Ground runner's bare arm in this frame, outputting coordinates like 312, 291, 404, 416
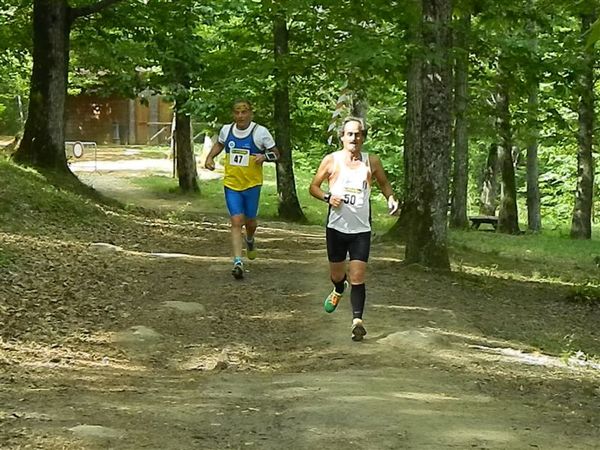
309, 155, 334, 203
205, 142, 225, 170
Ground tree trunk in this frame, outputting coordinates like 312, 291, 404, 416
571, 12, 595, 240
13, 0, 122, 174
479, 143, 499, 216
449, 13, 470, 229
13, 0, 71, 172
404, 0, 452, 270
526, 86, 542, 232
495, 71, 520, 234
174, 106, 199, 193
273, 11, 306, 222
525, 5, 541, 232
388, 0, 422, 240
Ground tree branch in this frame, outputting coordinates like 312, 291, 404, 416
70, 0, 124, 20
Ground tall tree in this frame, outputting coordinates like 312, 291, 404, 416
495, 58, 520, 234
151, 0, 206, 193
449, 12, 470, 229
13, 0, 123, 172
524, 5, 542, 232
526, 75, 542, 231
404, 0, 452, 269
571, 10, 596, 239
272, 6, 305, 221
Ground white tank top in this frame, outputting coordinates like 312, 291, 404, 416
327, 151, 372, 234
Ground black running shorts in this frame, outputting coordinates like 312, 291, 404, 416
326, 227, 371, 263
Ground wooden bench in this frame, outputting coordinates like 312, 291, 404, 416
469, 215, 498, 230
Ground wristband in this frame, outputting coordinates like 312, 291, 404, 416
323, 193, 331, 204
264, 151, 278, 162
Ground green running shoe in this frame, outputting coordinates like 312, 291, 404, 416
351, 318, 367, 341
246, 237, 257, 260
323, 280, 348, 313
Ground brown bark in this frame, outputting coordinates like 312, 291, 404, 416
174, 108, 199, 193
495, 71, 520, 234
70, 0, 122, 19
404, 0, 452, 270
571, 13, 595, 240
525, 9, 541, 232
13, 0, 123, 174
450, 13, 470, 229
526, 87, 542, 232
273, 11, 306, 222
13, 0, 71, 171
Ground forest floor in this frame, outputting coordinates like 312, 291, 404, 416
1, 150, 600, 449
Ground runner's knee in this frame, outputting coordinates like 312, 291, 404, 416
348, 263, 367, 284
231, 215, 245, 228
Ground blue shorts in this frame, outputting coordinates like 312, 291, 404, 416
224, 185, 262, 219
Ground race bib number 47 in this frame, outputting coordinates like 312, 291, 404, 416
229, 148, 250, 167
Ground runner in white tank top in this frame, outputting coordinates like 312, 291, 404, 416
309, 117, 399, 341
327, 150, 372, 234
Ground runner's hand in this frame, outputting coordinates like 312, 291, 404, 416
205, 157, 215, 171
387, 196, 399, 215
254, 154, 266, 165
329, 195, 343, 208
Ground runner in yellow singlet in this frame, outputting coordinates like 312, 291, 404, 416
205, 100, 279, 279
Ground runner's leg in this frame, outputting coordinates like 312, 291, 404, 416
348, 232, 370, 340
243, 186, 261, 238
230, 214, 245, 261
348, 261, 367, 318
225, 188, 246, 259
242, 186, 261, 259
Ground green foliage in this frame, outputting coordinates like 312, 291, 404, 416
584, 17, 600, 48
566, 284, 600, 305
0, 0, 598, 232
0, 2, 31, 133
0, 54, 30, 133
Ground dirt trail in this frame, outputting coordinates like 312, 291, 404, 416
2, 169, 600, 449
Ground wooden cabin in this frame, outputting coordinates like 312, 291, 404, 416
65, 93, 173, 145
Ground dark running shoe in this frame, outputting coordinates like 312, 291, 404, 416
232, 261, 244, 280
246, 238, 257, 260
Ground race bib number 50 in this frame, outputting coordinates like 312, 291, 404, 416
343, 187, 364, 207
230, 148, 250, 167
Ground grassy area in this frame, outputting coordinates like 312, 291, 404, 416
451, 227, 600, 266
450, 226, 600, 286
0, 159, 107, 232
